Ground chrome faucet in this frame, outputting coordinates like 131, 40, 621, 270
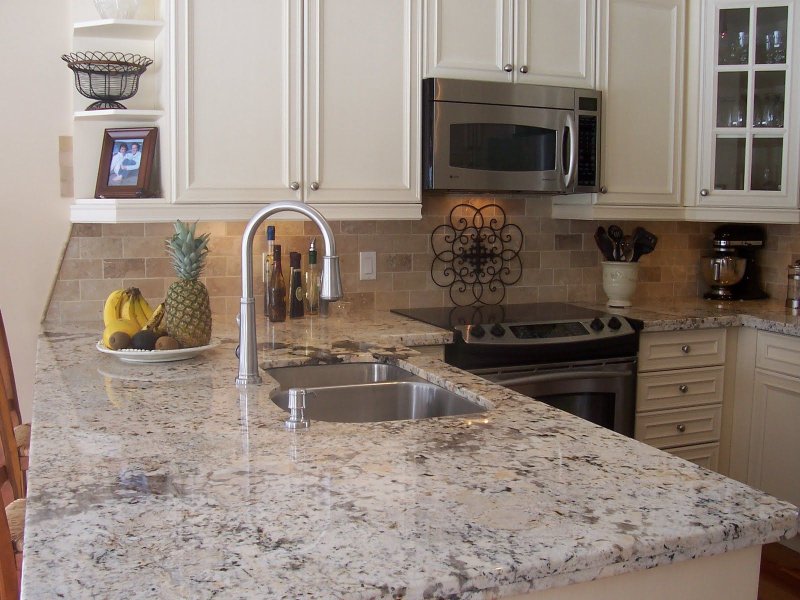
236, 201, 342, 385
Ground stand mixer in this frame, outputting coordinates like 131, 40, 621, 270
701, 225, 768, 301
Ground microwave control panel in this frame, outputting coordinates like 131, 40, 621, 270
577, 115, 598, 188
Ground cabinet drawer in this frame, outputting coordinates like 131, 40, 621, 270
636, 366, 724, 412
668, 442, 720, 472
638, 329, 726, 372
756, 331, 800, 378
635, 405, 722, 449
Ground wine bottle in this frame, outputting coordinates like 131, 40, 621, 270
263, 225, 275, 316
304, 238, 321, 315
268, 244, 287, 322
289, 251, 304, 319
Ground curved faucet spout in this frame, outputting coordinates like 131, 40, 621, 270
236, 201, 342, 386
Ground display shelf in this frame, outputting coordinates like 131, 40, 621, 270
73, 109, 164, 121
73, 19, 164, 39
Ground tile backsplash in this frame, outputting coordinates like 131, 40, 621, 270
47, 195, 798, 323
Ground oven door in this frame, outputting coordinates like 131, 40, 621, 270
472, 357, 636, 437
427, 101, 576, 193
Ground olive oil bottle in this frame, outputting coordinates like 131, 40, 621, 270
268, 245, 287, 322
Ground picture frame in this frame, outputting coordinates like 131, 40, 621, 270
95, 127, 158, 199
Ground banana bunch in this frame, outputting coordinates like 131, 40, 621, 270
103, 287, 153, 329
142, 302, 167, 338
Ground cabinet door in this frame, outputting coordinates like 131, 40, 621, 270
174, 0, 302, 204
424, 0, 513, 81
697, 1, 799, 210
515, 0, 595, 87
596, 0, 685, 206
305, 0, 420, 206
747, 369, 800, 550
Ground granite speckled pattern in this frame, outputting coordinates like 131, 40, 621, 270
580, 298, 800, 336
23, 310, 798, 599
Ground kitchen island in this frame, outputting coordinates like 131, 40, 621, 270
22, 311, 798, 599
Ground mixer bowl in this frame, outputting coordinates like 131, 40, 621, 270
700, 255, 747, 287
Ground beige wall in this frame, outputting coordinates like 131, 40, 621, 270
47, 196, 721, 324
0, 4, 73, 420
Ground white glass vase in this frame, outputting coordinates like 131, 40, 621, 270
93, 0, 141, 19
602, 261, 639, 308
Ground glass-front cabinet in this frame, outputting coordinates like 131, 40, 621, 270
698, 1, 799, 211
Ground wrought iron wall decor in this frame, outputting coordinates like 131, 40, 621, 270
431, 204, 523, 306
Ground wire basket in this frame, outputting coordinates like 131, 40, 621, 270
62, 51, 153, 110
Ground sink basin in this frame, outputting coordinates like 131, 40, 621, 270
266, 363, 487, 423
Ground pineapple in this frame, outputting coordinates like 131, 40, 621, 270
164, 221, 212, 348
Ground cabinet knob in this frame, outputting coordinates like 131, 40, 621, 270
289, 181, 300, 190
676, 423, 686, 433
503, 64, 513, 72
681, 345, 691, 354
310, 181, 320, 191
679, 384, 688, 393
599, 186, 608, 194
700, 188, 710, 197
519, 65, 528, 74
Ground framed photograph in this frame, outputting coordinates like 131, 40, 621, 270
95, 127, 158, 199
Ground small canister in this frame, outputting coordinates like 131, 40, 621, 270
787, 260, 800, 309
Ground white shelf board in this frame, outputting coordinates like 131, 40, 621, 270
70, 199, 422, 223
73, 109, 164, 121
73, 19, 164, 39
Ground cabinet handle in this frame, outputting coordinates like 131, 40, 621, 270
700, 188, 709, 197
599, 186, 608, 194
681, 345, 691, 354
679, 384, 688, 393
676, 424, 686, 433
503, 64, 513, 72
310, 181, 320, 191
519, 65, 528, 74
289, 181, 300, 190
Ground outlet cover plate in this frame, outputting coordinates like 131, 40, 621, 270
359, 251, 377, 280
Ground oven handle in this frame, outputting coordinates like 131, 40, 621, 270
487, 370, 628, 387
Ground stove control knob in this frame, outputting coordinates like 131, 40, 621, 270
470, 324, 486, 338
490, 323, 506, 337
607, 316, 622, 330
589, 317, 605, 332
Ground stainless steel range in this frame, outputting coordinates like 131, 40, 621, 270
391, 303, 641, 437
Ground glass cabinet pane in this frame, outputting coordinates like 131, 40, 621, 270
753, 71, 785, 127
717, 72, 748, 127
714, 137, 746, 190
719, 8, 751, 65
751, 138, 783, 191
756, 6, 788, 64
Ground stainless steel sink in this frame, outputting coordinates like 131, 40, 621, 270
266, 362, 487, 423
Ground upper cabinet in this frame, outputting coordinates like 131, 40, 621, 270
424, 0, 595, 88
72, 0, 421, 223
690, 0, 800, 221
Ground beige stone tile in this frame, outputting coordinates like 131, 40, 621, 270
102, 223, 144, 237
72, 224, 101, 237
638, 266, 662, 283
50, 279, 80, 302
514, 216, 541, 235
226, 221, 248, 237
205, 276, 241, 297
538, 285, 568, 302
554, 268, 583, 286
525, 234, 555, 252
540, 251, 570, 269
103, 258, 146, 279
344, 292, 375, 312
567, 284, 597, 303
340, 221, 376, 235
348, 275, 393, 293
570, 251, 598, 268
209, 235, 240, 257
409, 289, 447, 308
540, 218, 570, 234
145, 257, 174, 278
570, 220, 598, 234
506, 286, 539, 304
519, 251, 541, 269
393, 272, 427, 291
411, 215, 446, 234
391, 235, 428, 254
380, 253, 412, 273
60, 259, 102, 280
80, 279, 124, 301
582, 266, 603, 285
144, 223, 175, 237
269, 221, 305, 236
81, 237, 123, 259
304, 220, 340, 235
376, 220, 412, 235
554, 234, 582, 251
125, 279, 166, 302
376, 290, 409, 310
195, 222, 228, 237
124, 237, 168, 258
209, 296, 228, 316
522, 268, 553, 286
413, 253, 434, 273
60, 300, 103, 323
357, 235, 393, 254
421, 194, 459, 216
525, 197, 553, 216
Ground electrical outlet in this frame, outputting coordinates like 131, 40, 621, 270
359, 251, 377, 280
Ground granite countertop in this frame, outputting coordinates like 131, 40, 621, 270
23, 309, 798, 599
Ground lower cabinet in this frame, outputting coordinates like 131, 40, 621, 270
635, 329, 727, 472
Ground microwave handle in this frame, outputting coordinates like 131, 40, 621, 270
563, 112, 577, 190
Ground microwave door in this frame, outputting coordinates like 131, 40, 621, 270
432, 102, 567, 192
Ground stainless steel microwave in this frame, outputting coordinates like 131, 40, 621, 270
422, 78, 601, 194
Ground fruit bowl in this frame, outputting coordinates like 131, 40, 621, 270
96, 339, 220, 363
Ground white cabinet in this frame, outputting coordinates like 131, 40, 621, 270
731, 330, 800, 552
424, 0, 595, 88
636, 328, 726, 472
690, 0, 800, 221
552, 0, 686, 220
174, 0, 420, 220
